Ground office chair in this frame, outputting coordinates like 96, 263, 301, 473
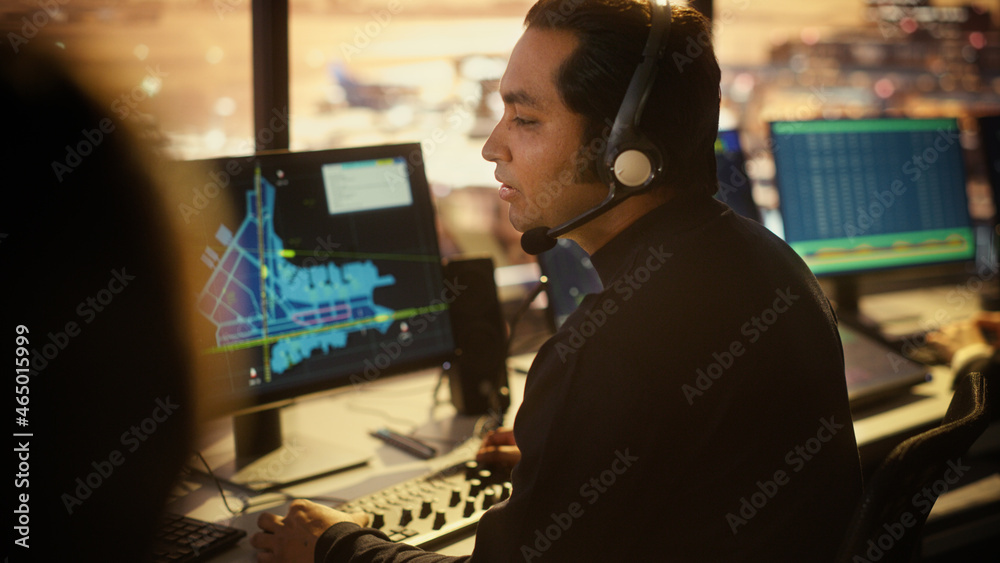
835, 371, 990, 563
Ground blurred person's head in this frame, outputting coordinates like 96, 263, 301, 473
2, 46, 210, 560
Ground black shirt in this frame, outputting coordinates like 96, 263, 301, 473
317, 195, 863, 562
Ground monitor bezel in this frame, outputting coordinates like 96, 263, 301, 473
714, 129, 763, 224
769, 117, 976, 279
180, 142, 456, 419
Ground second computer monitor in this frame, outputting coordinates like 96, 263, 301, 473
714, 129, 762, 223
981, 115, 1000, 216
771, 118, 974, 277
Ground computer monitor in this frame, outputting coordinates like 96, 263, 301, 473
538, 239, 604, 330
770, 118, 975, 317
714, 129, 762, 223
179, 143, 455, 487
979, 114, 1000, 309
981, 115, 1000, 210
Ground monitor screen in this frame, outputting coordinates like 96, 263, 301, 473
980, 115, 1000, 203
181, 144, 455, 417
714, 129, 762, 223
537, 239, 604, 330
771, 118, 974, 277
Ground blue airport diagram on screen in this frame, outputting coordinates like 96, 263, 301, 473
179, 144, 455, 416
197, 173, 397, 381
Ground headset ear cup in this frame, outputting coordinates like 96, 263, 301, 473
613, 149, 654, 187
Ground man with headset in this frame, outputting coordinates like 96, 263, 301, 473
253, 1, 863, 561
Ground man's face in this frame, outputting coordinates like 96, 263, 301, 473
482, 28, 606, 233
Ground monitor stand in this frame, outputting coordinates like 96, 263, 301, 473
200, 407, 371, 494
981, 221, 1000, 311
829, 276, 885, 342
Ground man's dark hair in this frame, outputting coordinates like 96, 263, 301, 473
525, 0, 721, 196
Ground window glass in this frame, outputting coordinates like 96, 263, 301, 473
289, 0, 532, 191
3, 0, 253, 159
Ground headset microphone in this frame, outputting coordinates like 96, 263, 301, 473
520, 0, 672, 255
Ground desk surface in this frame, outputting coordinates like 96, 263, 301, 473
172, 351, 956, 561
169, 355, 535, 562
853, 365, 953, 443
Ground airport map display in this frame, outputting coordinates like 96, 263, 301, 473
196, 172, 396, 382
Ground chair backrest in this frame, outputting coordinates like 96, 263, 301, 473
835, 371, 990, 563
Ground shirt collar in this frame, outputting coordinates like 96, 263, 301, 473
589, 194, 726, 287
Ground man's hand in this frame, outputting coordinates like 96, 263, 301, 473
927, 311, 1000, 363
476, 427, 520, 468
975, 311, 1000, 341
251, 499, 369, 563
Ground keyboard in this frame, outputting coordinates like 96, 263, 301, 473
151, 512, 246, 562
337, 459, 512, 549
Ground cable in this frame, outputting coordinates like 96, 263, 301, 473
194, 451, 252, 515
505, 278, 548, 360
193, 451, 350, 514
432, 371, 448, 405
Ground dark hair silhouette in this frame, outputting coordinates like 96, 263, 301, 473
525, 0, 722, 195
3, 47, 195, 561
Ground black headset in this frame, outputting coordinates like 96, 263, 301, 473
600, 0, 672, 192
522, 0, 673, 254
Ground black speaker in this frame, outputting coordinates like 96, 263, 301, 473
443, 256, 510, 416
